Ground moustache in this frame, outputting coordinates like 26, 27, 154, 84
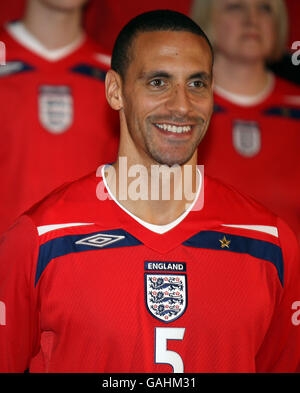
149, 115, 205, 125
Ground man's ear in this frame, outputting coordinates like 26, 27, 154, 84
105, 70, 123, 111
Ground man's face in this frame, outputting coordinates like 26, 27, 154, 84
120, 30, 213, 167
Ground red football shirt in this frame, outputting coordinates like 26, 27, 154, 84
198, 76, 300, 241
0, 23, 119, 235
0, 170, 299, 372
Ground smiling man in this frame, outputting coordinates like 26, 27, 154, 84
104, 17, 214, 224
0, 10, 299, 373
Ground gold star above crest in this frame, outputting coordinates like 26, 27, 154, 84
219, 235, 231, 249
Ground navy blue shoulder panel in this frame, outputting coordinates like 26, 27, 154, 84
69, 64, 106, 82
183, 231, 284, 286
35, 229, 142, 286
262, 106, 300, 120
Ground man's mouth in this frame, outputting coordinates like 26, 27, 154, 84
154, 123, 192, 134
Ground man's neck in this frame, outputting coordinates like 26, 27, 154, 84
213, 54, 269, 96
105, 157, 200, 226
22, 0, 83, 50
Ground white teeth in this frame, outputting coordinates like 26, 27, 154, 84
155, 124, 191, 133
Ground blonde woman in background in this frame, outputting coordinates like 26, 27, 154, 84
192, 0, 300, 242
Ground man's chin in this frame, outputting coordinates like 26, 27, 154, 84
151, 153, 194, 168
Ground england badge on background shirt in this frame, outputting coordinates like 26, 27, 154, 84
39, 85, 73, 134
232, 120, 261, 157
144, 262, 187, 323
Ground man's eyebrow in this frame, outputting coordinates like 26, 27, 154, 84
138, 70, 212, 82
189, 72, 212, 82
138, 70, 172, 80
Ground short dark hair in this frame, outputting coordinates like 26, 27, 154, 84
111, 9, 214, 79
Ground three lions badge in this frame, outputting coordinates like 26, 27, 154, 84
233, 120, 261, 157
39, 85, 73, 134
145, 262, 187, 323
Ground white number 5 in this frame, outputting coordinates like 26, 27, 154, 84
155, 327, 185, 373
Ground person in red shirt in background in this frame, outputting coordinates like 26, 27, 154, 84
191, 0, 300, 242
0, 0, 119, 235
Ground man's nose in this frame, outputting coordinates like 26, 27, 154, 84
165, 85, 191, 117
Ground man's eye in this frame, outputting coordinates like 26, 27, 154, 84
189, 80, 205, 88
149, 79, 165, 87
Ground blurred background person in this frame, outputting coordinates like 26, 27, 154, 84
191, 0, 300, 241
0, 0, 119, 235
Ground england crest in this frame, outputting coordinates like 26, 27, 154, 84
39, 85, 73, 134
145, 273, 187, 323
232, 120, 261, 157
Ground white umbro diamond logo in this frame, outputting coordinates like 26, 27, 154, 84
75, 233, 125, 248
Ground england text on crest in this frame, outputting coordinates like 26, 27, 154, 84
39, 85, 73, 134
232, 120, 261, 157
145, 272, 187, 323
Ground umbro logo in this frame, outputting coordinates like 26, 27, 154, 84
75, 233, 125, 248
